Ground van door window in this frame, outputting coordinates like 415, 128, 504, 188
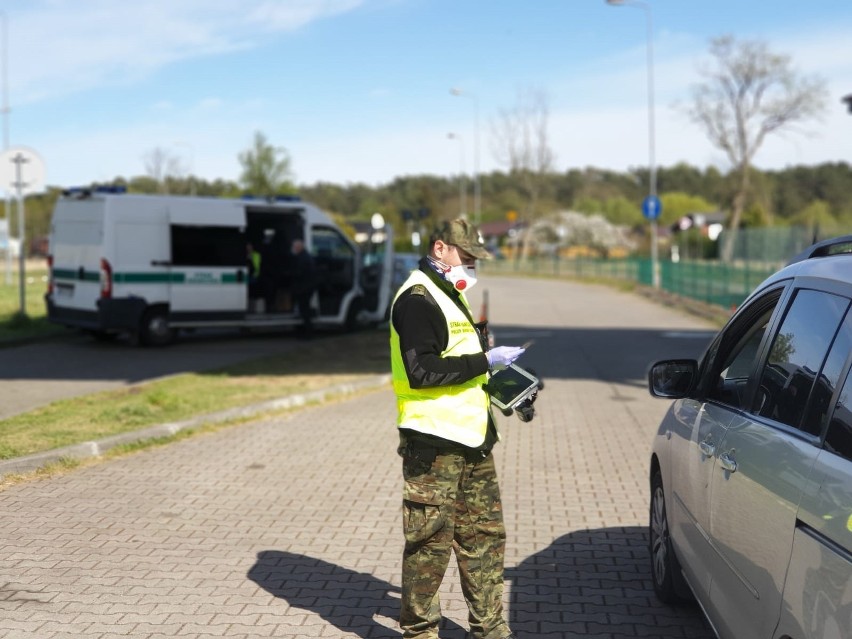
754, 289, 850, 434
312, 226, 355, 316
171, 225, 245, 267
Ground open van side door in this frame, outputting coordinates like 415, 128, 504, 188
359, 223, 394, 323
167, 200, 248, 317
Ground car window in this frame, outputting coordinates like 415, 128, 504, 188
826, 368, 852, 462
803, 310, 852, 438
707, 306, 775, 409
754, 289, 850, 434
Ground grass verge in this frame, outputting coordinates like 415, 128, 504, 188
0, 268, 65, 343
0, 327, 391, 461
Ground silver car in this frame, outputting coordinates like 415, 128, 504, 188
647, 236, 852, 639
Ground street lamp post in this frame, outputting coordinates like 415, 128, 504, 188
1, 12, 10, 286
450, 87, 480, 226
447, 133, 466, 217
606, 0, 659, 288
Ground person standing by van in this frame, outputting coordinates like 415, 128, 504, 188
389, 219, 525, 639
290, 239, 316, 337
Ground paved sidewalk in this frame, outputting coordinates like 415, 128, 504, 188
0, 278, 718, 638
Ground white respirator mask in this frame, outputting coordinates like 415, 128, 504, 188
430, 257, 478, 292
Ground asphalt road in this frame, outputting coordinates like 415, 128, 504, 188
0, 328, 313, 420
0, 276, 721, 638
1, 277, 719, 421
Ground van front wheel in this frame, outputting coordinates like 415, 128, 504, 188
344, 297, 364, 332
140, 307, 175, 346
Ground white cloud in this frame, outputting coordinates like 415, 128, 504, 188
244, 0, 364, 31
7, 1, 366, 105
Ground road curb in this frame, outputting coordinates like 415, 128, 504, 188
0, 373, 392, 481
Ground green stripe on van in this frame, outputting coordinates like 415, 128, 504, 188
53, 268, 99, 282
113, 273, 184, 283
53, 270, 245, 284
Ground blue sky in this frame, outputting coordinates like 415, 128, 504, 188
3, 0, 851, 190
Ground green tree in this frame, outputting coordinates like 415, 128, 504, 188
789, 199, 837, 232
659, 192, 718, 226
601, 196, 642, 226
685, 36, 828, 261
238, 131, 295, 197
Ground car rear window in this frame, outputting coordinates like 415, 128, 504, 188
755, 289, 850, 435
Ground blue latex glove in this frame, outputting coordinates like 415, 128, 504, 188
486, 346, 526, 368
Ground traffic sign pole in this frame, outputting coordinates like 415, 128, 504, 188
15, 153, 27, 315
0, 146, 46, 318
642, 195, 662, 288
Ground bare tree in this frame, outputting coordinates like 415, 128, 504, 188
491, 87, 556, 258
686, 36, 828, 261
143, 147, 185, 194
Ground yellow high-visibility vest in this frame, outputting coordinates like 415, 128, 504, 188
390, 269, 490, 448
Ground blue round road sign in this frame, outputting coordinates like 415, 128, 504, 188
642, 195, 662, 221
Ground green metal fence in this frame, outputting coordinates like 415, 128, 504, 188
480, 227, 838, 310
481, 256, 780, 310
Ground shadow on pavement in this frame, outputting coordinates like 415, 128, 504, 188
0, 317, 714, 387
248, 527, 714, 638
247, 550, 465, 638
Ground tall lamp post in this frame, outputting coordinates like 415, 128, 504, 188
447, 132, 466, 217
450, 87, 480, 226
1, 11, 10, 285
606, 0, 660, 288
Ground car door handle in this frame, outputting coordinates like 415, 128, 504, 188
699, 440, 716, 457
719, 451, 738, 473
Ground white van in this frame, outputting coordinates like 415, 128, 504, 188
45, 188, 394, 345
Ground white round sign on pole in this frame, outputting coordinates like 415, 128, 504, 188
0, 146, 46, 196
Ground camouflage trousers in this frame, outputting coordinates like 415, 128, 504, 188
399, 437, 510, 639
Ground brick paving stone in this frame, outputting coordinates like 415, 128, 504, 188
0, 277, 718, 638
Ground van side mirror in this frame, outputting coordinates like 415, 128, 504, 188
648, 359, 698, 399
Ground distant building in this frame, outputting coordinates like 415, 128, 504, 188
671, 211, 726, 241
843, 94, 852, 113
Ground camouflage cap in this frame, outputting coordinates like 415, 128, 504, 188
434, 219, 492, 260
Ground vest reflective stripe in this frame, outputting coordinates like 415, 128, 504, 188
390, 269, 490, 448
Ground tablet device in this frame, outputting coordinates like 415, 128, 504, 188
487, 364, 541, 411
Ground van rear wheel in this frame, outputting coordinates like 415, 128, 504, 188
140, 307, 175, 346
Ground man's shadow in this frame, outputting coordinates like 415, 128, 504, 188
247, 550, 467, 638
249, 528, 713, 638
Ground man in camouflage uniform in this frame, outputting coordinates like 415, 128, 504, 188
389, 219, 526, 639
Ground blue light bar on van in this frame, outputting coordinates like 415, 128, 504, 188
62, 185, 127, 197
62, 187, 91, 197
240, 194, 302, 203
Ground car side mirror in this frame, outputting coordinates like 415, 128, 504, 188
648, 359, 698, 399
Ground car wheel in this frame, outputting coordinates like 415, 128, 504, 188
140, 307, 175, 347
650, 470, 691, 604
